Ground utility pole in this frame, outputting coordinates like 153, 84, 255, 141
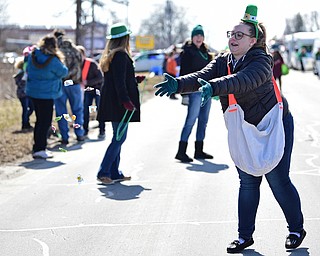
90, 0, 95, 57
76, 0, 82, 45
165, 0, 173, 45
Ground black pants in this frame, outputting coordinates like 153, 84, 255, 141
31, 98, 54, 152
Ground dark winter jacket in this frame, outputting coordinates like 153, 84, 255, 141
97, 51, 140, 122
57, 38, 82, 84
81, 58, 103, 92
179, 41, 212, 76
13, 70, 27, 98
272, 53, 284, 79
176, 47, 289, 126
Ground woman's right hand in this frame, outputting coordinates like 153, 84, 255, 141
154, 73, 178, 97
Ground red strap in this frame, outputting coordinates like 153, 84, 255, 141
227, 64, 237, 105
227, 63, 282, 106
82, 59, 91, 81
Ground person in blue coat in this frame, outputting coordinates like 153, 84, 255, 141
26, 35, 68, 159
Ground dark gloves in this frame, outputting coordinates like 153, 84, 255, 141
197, 78, 213, 107
154, 73, 178, 97
136, 75, 146, 83
123, 101, 136, 111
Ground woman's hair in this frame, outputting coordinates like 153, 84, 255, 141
99, 35, 131, 72
241, 21, 267, 52
14, 59, 24, 69
37, 35, 65, 62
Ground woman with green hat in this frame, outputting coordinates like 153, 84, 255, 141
153, 5, 306, 253
96, 23, 144, 184
175, 24, 214, 163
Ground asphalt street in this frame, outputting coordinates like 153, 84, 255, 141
0, 70, 319, 255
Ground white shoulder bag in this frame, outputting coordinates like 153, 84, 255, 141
224, 65, 285, 176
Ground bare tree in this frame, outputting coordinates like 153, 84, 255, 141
310, 11, 320, 31
0, 0, 9, 50
138, 1, 189, 49
283, 11, 320, 35
0, 0, 8, 25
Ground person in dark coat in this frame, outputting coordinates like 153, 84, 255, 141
76, 45, 105, 138
96, 23, 142, 185
13, 59, 34, 131
272, 50, 284, 91
153, 5, 306, 254
175, 25, 214, 162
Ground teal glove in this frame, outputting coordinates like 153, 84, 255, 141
197, 78, 213, 107
154, 73, 178, 97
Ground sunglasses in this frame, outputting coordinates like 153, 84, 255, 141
227, 31, 252, 40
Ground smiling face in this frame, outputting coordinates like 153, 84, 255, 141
192, 34, 204, 49
228, 23, 257, 60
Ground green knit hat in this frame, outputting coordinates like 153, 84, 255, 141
241, 5, 259, 39
191, 25, 204, 38
106, 22, 131, 39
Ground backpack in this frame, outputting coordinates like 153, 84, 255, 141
59, 39, 82, 84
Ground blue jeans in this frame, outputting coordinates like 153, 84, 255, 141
19, 96, 34, 128
83, 92, 105, 134
236, 112, 304, 240
54, 84, 84, 140
180, 92, 211, 142
97, 122, 128, 179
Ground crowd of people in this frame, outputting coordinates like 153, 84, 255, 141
13, 28, 106, 159
12, 4, 307, 253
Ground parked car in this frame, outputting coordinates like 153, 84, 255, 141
1, 52, 19, 64
312, 38, 320, 77
133, 50, 165, 74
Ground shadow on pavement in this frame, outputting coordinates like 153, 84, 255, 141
241, 249, 265, 255
185, 160, 229, 173
287, 247, 310, 255
98, 182, 152, 201
19, 159, 65, 170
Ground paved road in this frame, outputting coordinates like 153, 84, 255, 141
0, 71, 319, 255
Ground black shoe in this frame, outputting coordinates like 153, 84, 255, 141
98, 131, 106, 139
77, 136, 85, 142
61, 139, 69, 145
175, 153, 193, 162
194, 151, 213, 159
227, 238, 254, 253
22, 124, 33, 131
285, 229, 306, 249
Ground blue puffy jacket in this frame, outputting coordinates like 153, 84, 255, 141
26, 48, 68, 99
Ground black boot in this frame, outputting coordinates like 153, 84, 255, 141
194, 141, 213, 159
175, 141, 193, 162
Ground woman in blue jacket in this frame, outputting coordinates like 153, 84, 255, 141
26, 35, 68, 159
154, 5, 306, 254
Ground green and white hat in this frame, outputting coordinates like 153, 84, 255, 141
241, 4, 259, 38
106, 23, 132, 39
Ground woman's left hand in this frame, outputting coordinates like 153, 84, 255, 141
197, 78, 213, 107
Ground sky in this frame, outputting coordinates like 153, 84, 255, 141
6, 0, 319, 50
